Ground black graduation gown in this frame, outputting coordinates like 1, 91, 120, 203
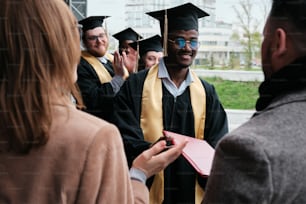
111, 69, 228, 204
77, 57, 115, 121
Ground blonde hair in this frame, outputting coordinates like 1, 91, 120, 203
0, 0, 83, 153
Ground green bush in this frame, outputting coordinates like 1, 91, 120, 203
202, 77, 261, 110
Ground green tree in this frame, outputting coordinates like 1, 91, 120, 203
232, 0, 262, 69
209, 54, 215, 69
229, 52, 240, 69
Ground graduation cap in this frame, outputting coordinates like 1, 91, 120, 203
129, 35, 163, 58
78, 16, 109, 32
146, 2, 209, 56
112, 27, 143, 45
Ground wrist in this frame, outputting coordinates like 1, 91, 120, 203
129, 167, 147, 184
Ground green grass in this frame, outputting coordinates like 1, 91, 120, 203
202, 77, 261, 110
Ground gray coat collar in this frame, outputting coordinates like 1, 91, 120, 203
254, 88, 306, 117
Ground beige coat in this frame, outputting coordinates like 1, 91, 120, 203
0, 104, 148, 203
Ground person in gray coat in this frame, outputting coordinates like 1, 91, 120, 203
202, 0, 306, 203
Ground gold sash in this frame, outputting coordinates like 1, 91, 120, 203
81, 51, 129, 83
140, 64, 206, 204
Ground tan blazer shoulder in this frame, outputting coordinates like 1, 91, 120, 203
0, 105, 148, 204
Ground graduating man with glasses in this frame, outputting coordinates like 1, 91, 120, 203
77, 16, 136, 121
111, 3, 228, 204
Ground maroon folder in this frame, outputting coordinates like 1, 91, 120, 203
163, 130, 215, 177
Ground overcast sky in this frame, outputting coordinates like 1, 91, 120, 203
216, 0, 238, 22
216, 0, 271, 31
87, 0, 271, 33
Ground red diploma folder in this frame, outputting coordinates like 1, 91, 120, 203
163, 130, 215, 177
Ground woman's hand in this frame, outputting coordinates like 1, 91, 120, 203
132, 138, 187, 178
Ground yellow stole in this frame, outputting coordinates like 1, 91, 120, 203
140, 64, 206, 204
81, 51, 129, 83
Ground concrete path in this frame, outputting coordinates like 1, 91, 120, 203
225, 109, 255, 131
192, 69, 264, 82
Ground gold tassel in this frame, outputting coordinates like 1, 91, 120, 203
135, 37, 140, 73
104, 16, 108, 37
163, 9, 168, 57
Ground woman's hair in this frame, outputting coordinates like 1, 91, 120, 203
0, 0, 83, 153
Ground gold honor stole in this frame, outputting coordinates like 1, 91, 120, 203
81, 51, 129, 83
140, 64, 206, 204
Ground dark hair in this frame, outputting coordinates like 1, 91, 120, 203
271, 0, 306, 31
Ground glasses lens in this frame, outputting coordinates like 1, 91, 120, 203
175, 38, 186, 48
87, 36, 97, 41
174, 38, 198, 49
87, 34, 105, 41
190, 40, 198, 49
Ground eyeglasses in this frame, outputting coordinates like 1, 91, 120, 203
168, 38, 199, 49
77, 24, 83, 33
77, 24, 83, 39
86, 34, 106, 41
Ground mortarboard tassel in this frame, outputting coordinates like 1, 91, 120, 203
135, 37, 140, 72
163, 9, 168, 57
104, 16, 108, 37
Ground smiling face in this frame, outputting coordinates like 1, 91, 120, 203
142, 51, 163, 69
166, 29, 198, 69
83, 27, 108, 57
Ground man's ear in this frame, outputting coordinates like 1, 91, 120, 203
271, 27, 297, 72
272, 28, 287, 57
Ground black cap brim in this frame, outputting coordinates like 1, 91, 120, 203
129, 35, 163, 57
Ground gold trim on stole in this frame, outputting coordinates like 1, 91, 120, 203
81, 51, 113, 83
140, 64, 206, 204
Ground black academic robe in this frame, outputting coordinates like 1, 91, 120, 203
111, 69, 228, 204
77, 57, 114, 121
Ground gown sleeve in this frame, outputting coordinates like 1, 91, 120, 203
201, 80, 229, 148
111, 71, 151, 167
